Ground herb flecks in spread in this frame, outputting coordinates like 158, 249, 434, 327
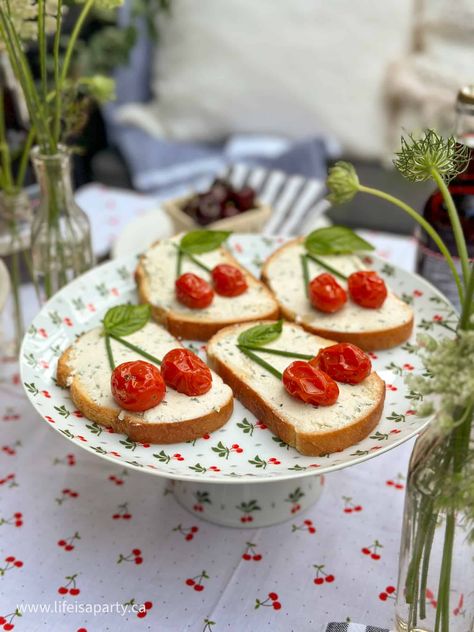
300, 227, 387, 312
174, 231, 248, 309
101, 304, 212, 411
235, 321, 372, 407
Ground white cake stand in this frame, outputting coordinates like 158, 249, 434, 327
20, 235, 451, 527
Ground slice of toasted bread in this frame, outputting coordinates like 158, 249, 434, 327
207, 321, 385, 456
136, 236, 279, 340
261, 238, 414, 350
57, 322, 233, 444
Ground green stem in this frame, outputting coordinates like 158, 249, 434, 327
418, 512, 437, 620
176, 247, 183, 277
239, 344, 313, 360
173, 244, 212, 274
300, 254, 310, 297
109, 333, 162, 366
0, 85, 15, 191
0, 11, 50, 149
237, 345, 283, 380
405, 498, 435, 605
52, 0, 63, 145
105, 334, 115, 371
432, 406, 471, 631
358, 184, 464, 303
9, 236, 24, 348
37, 0, 47, 104
434, 512, 456, 632
59, 0, 94, 87
305, 252, 347, 281
459, 264, 474, 331
15, 127, 35, 189
430, 168, 470, 286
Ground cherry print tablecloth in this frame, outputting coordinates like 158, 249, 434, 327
0, 231, 418, 632
0, 360, 411, 631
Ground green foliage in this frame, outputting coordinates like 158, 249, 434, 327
305, 226, 374, 255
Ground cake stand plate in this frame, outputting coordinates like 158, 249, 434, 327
20, 235, 452, 527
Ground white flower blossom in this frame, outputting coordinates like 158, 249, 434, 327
0, 0, 60, 46
409, 330, 474, 434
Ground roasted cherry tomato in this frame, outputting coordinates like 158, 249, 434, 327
311, 342, 371, 384
282, 360, 339, 406
175, 272, 214, 309
111, 361, 165, 412
161, 348, 212, 396
348, 270, 387, 309
309, 273, 347, 313
212, 264, 248, 297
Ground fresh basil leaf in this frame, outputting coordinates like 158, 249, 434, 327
237, 320, 283, 348
180, 230, 231, 254
305, 226, 374, 255
103, 304, 151, 337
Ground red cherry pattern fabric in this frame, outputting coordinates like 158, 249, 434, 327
0, 354, 415, 631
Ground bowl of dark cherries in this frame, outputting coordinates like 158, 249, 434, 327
163, 178, 272, 232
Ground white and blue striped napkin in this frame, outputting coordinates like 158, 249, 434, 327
219, 163, 326, 235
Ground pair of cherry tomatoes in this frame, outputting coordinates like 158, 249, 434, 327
111, 349, 212, 412
309, 270, 387, 313
176, 264, 248, 309
282, 342, 371, 406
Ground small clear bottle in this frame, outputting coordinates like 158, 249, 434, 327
30, 146, 94, 300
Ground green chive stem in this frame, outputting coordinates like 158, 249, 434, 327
173, 243, 212, 274
105, 334, 115, 371
237, 345, 283, 379
109, 334, 162, 365
239, 344, 313, 360
305, 253, 348, 281
176, 247, 183, 277
300, 254, 310, 297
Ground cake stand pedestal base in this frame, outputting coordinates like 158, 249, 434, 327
172, 475, 324, 528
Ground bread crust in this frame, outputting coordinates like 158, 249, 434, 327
57, 343, 233, 444
207, 323, 386, 457
135, 243, 280, 340
261, 238, 414, 351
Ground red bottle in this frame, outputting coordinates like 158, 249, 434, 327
417, 86, 474, 308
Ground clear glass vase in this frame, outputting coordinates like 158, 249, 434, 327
30, 146, 94, 300
395, 416, 474, 632
0, 189, 32, 353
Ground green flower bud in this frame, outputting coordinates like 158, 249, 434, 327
80, 75, 116, 104
326, 161, 360, 205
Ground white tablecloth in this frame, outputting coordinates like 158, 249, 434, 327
0, 187, 418, 631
